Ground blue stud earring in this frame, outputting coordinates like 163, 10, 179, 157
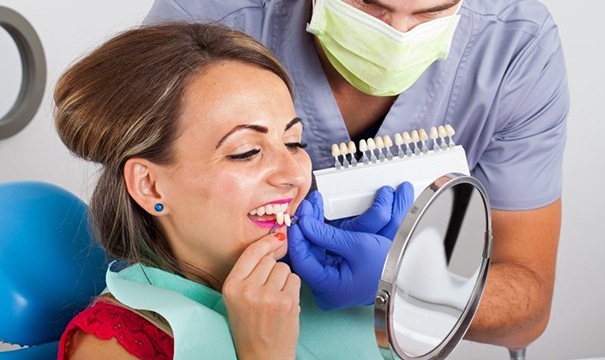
154, 203, 164, 212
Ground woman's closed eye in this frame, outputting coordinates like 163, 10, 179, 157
226, 141, 307, 161
285, 141, 308, 152
227, 148, 261, 161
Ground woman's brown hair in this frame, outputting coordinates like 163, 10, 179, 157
54, 22, 292, 281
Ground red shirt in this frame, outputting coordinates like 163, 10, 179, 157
58, 300, 174, 359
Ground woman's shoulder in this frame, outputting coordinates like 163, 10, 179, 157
58, 298, 174, 359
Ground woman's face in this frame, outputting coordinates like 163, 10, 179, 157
154, 61, 312, 284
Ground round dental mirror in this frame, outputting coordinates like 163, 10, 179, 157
375, 173, 492, 360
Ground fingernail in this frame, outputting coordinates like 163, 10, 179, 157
274, 232, 286, 241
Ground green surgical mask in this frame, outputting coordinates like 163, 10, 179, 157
307, 0, 462, 96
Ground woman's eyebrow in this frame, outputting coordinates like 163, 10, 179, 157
216, 124, 268, 149
215, 117, 303, 149
285, 117, 303, 131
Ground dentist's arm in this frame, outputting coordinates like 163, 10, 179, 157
464, 200, 561, 350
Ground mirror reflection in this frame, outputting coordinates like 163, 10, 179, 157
394, 182, 486, 357
376, 174, 491, 360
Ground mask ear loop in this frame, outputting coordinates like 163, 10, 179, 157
454, 0, 464, 15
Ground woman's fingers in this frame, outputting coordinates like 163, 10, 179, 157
225, 233, 286, 283
223, 232, 300, 359
264, 261, 295, 291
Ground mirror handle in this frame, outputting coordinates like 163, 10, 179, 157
509, 348, 527, 360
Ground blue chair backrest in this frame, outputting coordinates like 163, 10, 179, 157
0, 181, 108, 359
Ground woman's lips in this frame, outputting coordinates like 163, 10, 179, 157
248, 214, 279, 229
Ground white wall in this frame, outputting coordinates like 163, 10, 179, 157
0, 0, 153, 200
452, 1, 605, 359
1, 1, 603, 359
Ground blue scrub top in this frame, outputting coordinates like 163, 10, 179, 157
145, 0, 569, 211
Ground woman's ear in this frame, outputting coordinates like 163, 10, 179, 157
123, 158, 167, 216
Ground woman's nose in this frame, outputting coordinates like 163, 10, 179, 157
267, 146, 309, 189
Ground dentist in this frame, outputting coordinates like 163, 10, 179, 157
145, 0, 569, 350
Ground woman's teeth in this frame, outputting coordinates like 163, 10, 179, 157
249, 203, 292, 226
278, 213, 292, 226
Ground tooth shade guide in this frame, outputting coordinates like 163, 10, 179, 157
313, 144, 469, 220
327, 126, 459, 171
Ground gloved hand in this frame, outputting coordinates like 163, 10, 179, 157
287, 192, 393, 310
327, 182, 414, 240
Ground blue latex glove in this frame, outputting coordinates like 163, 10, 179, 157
287, 192, 392, 310
328, 181, 414, 240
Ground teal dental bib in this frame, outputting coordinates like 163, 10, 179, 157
106, 262, 382, 359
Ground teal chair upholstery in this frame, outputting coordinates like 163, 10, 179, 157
0, 181, 108, 359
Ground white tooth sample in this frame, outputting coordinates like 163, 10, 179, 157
331, 143, 342, 169
438, 126, 448, 150
411, 130, 420, 155
375, 136, 386, 162
394, 133, 405, 158
359, 139, 368, 151
383, 135, 394, 161
359, 139, 369, 165
347, 141, 358, 166
257, 206, 266, 216
249, 209, 257, 215
339, 142, 350, 168
402, 132, 413, 156
367, 138, 378, 163
276, 211, 284, 225
367, 137, 376, 150
445, 124, 456, 147
265, 204, 274, 215
284, 213, 292, 227
418, 128, 429, 154
430, 126, 440, 151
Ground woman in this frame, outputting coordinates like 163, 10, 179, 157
55, 23, 382, 359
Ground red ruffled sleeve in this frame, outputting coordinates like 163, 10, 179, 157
58, 300, 174, 359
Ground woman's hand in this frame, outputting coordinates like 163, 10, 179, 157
223, 232, 300, 360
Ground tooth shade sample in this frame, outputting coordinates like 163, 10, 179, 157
276, 211, 284, 225
331, 143, 341, 157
